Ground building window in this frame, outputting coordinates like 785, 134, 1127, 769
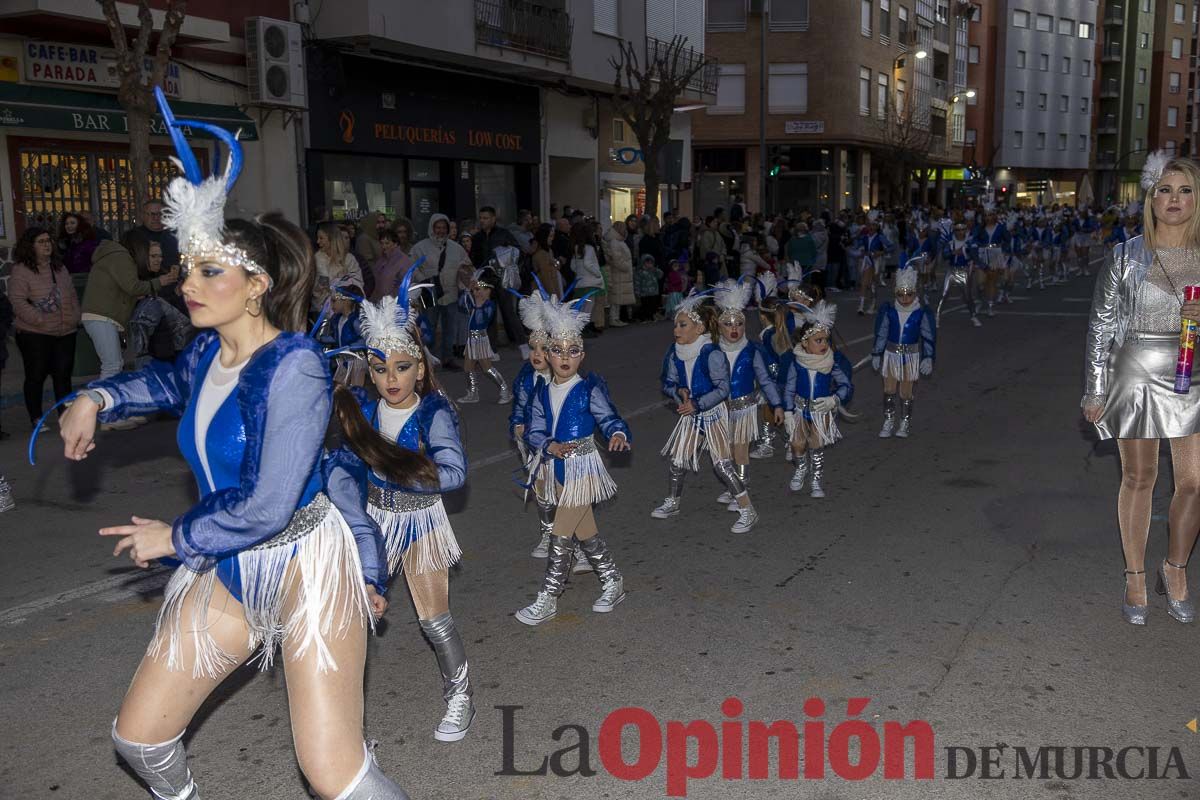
1078, 21, 1092, 38
1013, 9, 1029, 28
1169, 106, 1180, 127
1036, 132, 1046, 149
1058, 133, 1068, 150
859, 66, 871, 115
971, 4, 981, 22
768, 63, 809, 113
895, 78, 907, 111
770, 0, 810, 30
1058, 17, 1073, 35
1016, 50, 1026, 68
1141, 0, 1150, 12
1015, 90, 1025, 108
1172, 38, 1184, 59
708, 64, 746, 114
1135, 137, 1144, 151
969, 45, 979, 63
898, 5, 909, 43
613, 119, 625, 142
1080, 96, 1088, 113
1135, 103, 1145, 119
1083, 59, 1091, 77
1079, 134, 1087, 151
862, 0, 872, 36
707, 0, 746, 30
1176, 2, 1186, 23
1170, 72, 1182, 93
1039, 53, 1049, 71
1167, 139, 1178, 154
1059, 94, 1069, 112
1014, 131, 1023, 149
965, 128, 977, 144
593, 0, 618, 36
1038, 92, 1047, 110
1035, 13, 1052, 32
1139, 32, 1149, 49
880, 0, 891, 40
1138, 67, 1147, 84
1061, 56, 1071, 74
877, 73, 889, 119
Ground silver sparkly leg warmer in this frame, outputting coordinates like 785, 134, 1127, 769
536, 497, 556, 537
577, 535, 622, 584
111, 723, 198, 800
542, 535, 574, 596
668, 462, 686, 501
734, 462, 748, 487
333, 744, 410, 800
713, 459, 747, 498
485, 366, 509, 395
419, 612, 471, 704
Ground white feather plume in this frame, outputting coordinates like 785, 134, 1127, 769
519, 294, 550, 334
714, 279, 753, 315
1141, 150, 1173, 192
786, 262, 805, 281
358, 295, 420, 355
542, 296, 591, 342
803, 300, 838, 332
895, 266, 919, 292
162, 174, 227, 256
756, 271, 778, 302
675, 288, 713, 321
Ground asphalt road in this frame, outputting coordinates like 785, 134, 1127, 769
1, 274, 1199, 800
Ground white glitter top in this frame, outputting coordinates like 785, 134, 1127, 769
1133, 247, 1200, 334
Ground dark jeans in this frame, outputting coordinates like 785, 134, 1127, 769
496, 289, 525, 347
15, 330, 76, 424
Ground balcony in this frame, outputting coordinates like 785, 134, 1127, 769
1096, 150, 1118, 167
930, 134, 947, 154
1170, 84, 1182, 94
1100, 78, 1120, 98
1104, 6, 1124, 25
474, 0, 573, 63
1097, 114, 1118, 133
646, 36, 719, 98
1102, 43, 1122, 61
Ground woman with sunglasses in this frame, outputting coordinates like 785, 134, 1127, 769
871, 263, 937, 439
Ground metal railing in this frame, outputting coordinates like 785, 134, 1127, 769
474, 0, 572, 62
1098, 113, 1117, 131
932, 78, 948, 100
646, 36, 719, 97
1100, 78, 1120, 96
1097, 150, 1118, 166
1102, 42, 1122, 60
1104, 6, 1123, 24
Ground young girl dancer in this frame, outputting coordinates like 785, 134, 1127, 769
855, 222, 895, 316
750, 273, 786, 460
713, 279, 783, 509
55, 88, 411, 799
783, 301, 854, 498
458, 269, 511, 404
652, 291, 759, 534
939, 223, 981, 327
871, 266, 936, 439
509, 288, 554, 557
515, 294, 631, 625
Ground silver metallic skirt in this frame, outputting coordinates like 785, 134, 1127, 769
1096, 332, 1200, 440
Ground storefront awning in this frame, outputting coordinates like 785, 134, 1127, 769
0, 83, 258, 141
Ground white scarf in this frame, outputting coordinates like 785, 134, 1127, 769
675, 339, 707, 388
792, 347, 834, 374
719, 337, 747, 372
896, 299, 920, 329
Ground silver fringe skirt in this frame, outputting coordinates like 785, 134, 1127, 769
1096, 332, 1200, 440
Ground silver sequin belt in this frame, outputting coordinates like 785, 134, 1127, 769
368, 485, 442, 512
728, 394, 759, 411
886, 343, 920, 354
558, 436, 598, 458
248, 492, 331, 551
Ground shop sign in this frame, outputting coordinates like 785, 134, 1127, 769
785, 120, 824, 134
611, 147, 643, 165
23, 40, 181, 97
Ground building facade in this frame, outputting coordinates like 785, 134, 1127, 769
1095, 0, 1156, 204
1147, 0, 1195, 159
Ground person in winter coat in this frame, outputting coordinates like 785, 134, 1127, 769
602, 223, 634, 327
57, 212, 101, 275
411, 212, 472, 369
356, 211, 386, 267
532, 224, 562, 297
8, 226, 81, 426
314, 222, 364, 311
569, 222, 606, 335
82, 231, 179, 380
0, 283, 13, 440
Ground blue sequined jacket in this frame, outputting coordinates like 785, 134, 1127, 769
782, 354, 854, 417
724, 341, 783, 409
660, 342, 731, 411
459, 294, 495, 331
509, 361, 548, 438
351, 387, 467, 494
871, 302, 936, 362
524, 373, 630, 484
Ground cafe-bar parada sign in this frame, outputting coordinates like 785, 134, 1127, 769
23, 41, 181, 97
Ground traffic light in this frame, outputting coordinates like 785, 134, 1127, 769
769, 150, 791, 177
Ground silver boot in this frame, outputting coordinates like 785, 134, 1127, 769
337, 744, 411, 799
879, 393, 897, 438
0, 475, 13, 513
652, 464, 686, 518
516, 535, 573, 625
531, 498, 554, 558
485, 366, 513, 404
713, 458, 747, 498
1156, 560, 1196, 623
577, 535, 626, 612
457, 371, 480, 403
896, 397, 913, 438
420, 612, 475, 742
725, 463, 748, 510
112, 723, 198, 800
750, 421, 775, 459
809, 448, 827, 498
788, 451, 809, 492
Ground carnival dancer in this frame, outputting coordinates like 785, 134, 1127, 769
515, 294, 631, 625
912, 224, 939, 302
652, 291, 759, 533
973, 211, 1008, 317
1074, 210, 1100, 277
871, 265, 936, 438
750, 272, 787, 460
1030, 216, 1052, 289
458, 269, 512, 404
320, 282, 368, 386
54, 88, 411, 799
1053, 221, 1072, 284
855, 221, 895, 316
712, 279, 783, 509
1105, 213, 1143, 247
782, 301, 853, 497
508, 287, 555, 557
938, 223, 982, 327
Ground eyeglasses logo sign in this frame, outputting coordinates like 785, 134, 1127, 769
339, 110, 355, 144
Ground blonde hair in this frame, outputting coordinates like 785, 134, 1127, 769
317, 221, 350, 269
1143, 157, 1200, 252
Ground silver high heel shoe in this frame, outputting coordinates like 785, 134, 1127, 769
1122, 569, 1148, 626
1155, 560, 1196, 623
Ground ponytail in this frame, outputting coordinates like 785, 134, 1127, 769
330, 383, 440, 488
697, 305, 720, 344
223, 212, 315, 334
771, 306, 792, 355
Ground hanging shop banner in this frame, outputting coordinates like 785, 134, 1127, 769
23, 40, 181, 97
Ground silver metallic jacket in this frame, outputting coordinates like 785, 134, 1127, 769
1083, 235, 1153, 400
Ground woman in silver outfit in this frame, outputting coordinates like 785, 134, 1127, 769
1083, 154, 1200, 626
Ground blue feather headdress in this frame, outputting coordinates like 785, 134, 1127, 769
153, 87, 269, 284
507, 274, 554, 346
358, 262, 425, 358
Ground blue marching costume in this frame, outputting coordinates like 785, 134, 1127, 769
515, 294, 631, 625
871, 265, 937, 439
652, 291, 759, 534
938, 228, 980, 325
457, 271, 511, 403
782, 301, 853, 499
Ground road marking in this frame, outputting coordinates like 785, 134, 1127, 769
0, 568, 169, 626
1063, 298, 1093, 303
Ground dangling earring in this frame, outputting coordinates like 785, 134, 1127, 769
246, 295, 263, 317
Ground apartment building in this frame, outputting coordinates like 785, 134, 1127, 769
693, 0, 967, 215
307, 0, 713, 226
964, 1, 1000, 181
1095, 0, 1155, 204
1147, 0, 1195, 159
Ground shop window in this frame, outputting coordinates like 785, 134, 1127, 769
321, 153, 406, 221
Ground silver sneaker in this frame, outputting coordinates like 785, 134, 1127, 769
651, 497, 680, 519
715, 491, 734, 505
878, 416, 896, 438
730, 504, 758, 534
530, 532, 550, 559
896, 418, 911, 438
0, 477, 13, 513
592, 577, 626, 613
572, 546, 594, 574
749, 441, 774, 459
788, 460, 808, 492
515, 592, 557, 626
434, 694, 476, 742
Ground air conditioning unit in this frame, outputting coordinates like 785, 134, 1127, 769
246, 17, 306, 109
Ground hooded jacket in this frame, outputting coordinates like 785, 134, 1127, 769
411, 213, 471, 307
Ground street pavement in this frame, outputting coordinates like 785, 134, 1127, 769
1, 274, 1199, 800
